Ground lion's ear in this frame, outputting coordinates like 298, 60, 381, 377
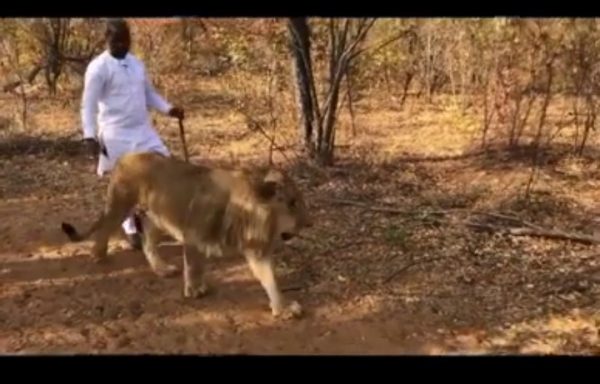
263, 169, 284, 183
256, 181, 278, 200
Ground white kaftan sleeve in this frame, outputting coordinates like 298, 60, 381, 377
143, 66, 172, 115
81, 60, 105, 139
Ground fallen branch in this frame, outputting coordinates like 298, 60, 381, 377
471, 211, 544, 231
382, 258, 415, 284
323, 198, 411, 214
466, 222, 600, 245
382, 255, 444, 284
394, 150, 489, 163
317, 240, 369, 257
282, 284, 305, 292
324, 197, 600, 245
321, 197, 459, 216
289, 235, 369, 257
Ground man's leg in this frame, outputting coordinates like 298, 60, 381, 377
121, 131, 171, 251
122, 215, 143, 250
96, 136, 143, 251
136, 127, 171, 157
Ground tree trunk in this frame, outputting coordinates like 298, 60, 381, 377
287, 18, 315, 155
287, 17, 375, 166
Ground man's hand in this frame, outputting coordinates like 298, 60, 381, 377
168, 106, 185, 120
83, 138, 101, 158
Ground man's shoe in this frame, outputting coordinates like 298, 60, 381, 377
127, 233, 143, 251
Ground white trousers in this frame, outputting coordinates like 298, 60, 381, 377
97, 128, 170, 235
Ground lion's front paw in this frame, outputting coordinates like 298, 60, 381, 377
153, 263, 180, 278
183, 283, 209, 299
272, 301, 303, 319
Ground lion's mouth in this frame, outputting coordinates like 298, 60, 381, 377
281, 232, 295, 241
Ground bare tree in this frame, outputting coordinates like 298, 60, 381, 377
288, 18, 376, 165
2, 18, 104, 96
180, 18, 209, 60
1, 39, 30, 130
288, 18, 316, 155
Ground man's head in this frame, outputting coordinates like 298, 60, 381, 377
105, 18, 131, 59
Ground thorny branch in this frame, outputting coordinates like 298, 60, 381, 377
466, 222, 600, 245
321, 197, 461, 216
322, 197, 600, 245
381, 255, 444, 284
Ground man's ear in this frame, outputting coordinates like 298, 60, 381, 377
256, 181, 278, 200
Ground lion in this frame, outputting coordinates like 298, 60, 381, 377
60, 151, 312, 319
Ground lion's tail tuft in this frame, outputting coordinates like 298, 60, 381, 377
61, 222, 83, 242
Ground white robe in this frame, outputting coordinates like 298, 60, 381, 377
81, 50, 172, 234
81, 50, 171, 176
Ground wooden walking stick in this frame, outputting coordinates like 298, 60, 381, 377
178, 116, 189, 163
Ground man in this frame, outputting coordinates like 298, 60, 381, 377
81, 18, 184, 250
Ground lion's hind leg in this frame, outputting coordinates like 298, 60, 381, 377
140, 215, 180, 278
90, 184, 136, 263
182, 243, 209, 299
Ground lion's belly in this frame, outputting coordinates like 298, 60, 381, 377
203, 243, 224, 258
146, 211, 186, 243
145, 211, 236, 259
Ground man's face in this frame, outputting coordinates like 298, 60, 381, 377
107, 26, 131, 59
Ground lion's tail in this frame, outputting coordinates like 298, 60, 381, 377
61, 215, 105, 242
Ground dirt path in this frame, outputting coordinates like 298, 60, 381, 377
2, 150, 599, 355
0, 246, 429, 355
0, 152, 437, 354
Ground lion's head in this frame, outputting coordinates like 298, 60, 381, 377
254, 168, 312, 242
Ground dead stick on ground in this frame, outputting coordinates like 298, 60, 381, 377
282, 284, 305, 292
325, 199, 547, 232
394, 150, 489, 163
316, 240, 369, 257
471, 211, 544, 231
321, 198, 458, 216
382, 256, 444, 284
466, 222, 600, 245
326, 198, 600, 245
287, 238, 369, 257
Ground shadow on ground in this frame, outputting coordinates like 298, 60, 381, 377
0, 133, 85, 160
